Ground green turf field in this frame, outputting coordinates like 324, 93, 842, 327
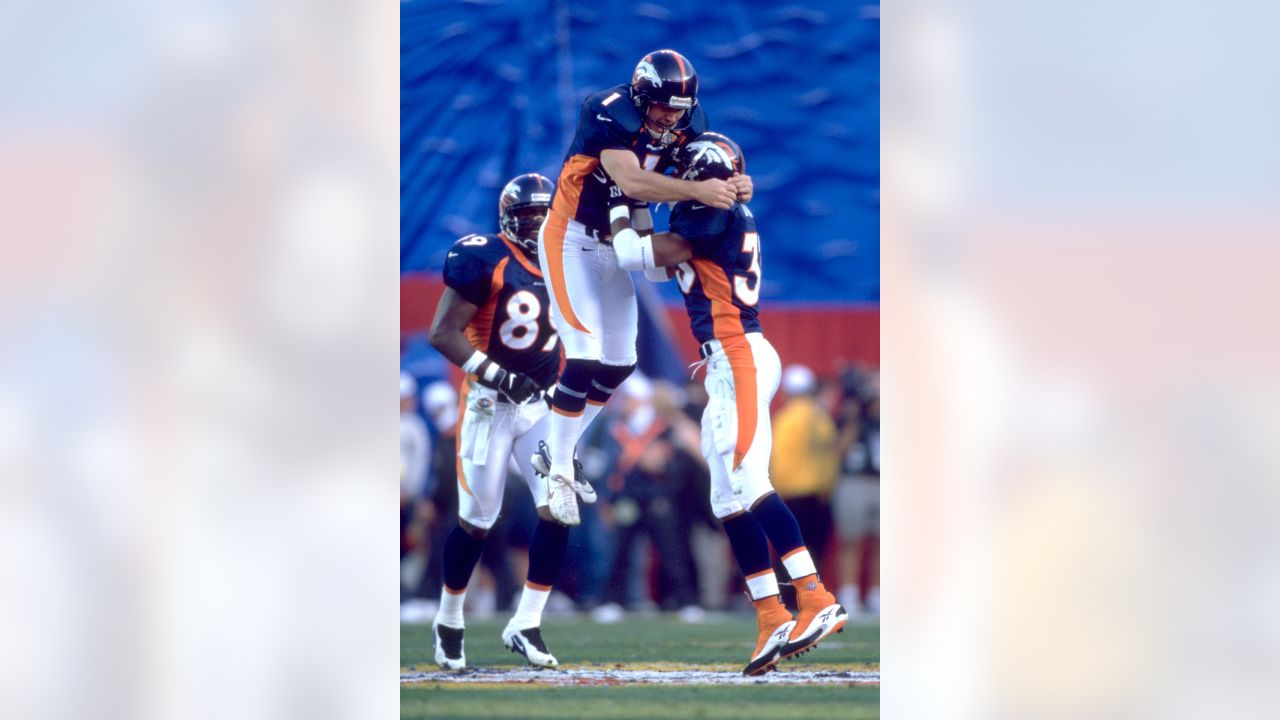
401, 615, 880, 719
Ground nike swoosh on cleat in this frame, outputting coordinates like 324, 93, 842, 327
596, 114, 613, 122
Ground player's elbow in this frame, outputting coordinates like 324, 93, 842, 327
428, 323, 452, 353
613, 228, 653, 271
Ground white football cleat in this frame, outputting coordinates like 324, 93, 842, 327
433, 620, 466, 670
532, 440, 597, 504
546, 474, 581, 525
502, 622, 559, 668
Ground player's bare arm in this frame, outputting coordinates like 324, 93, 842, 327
631, 205, 653, 234
429, 287, 540, 403
600, 149, 736, 208
428, 287, 482, 367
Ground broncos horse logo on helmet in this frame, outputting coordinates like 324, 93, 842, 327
631, 49, 698, 116
673, 132, 745, 182
498, 173, 554, 261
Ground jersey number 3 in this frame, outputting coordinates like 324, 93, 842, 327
734, 232, 761, 306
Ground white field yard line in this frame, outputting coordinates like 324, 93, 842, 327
401, 667, 880, 686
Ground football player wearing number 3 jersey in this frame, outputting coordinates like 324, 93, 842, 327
426, 173, 570, 671
536, 49, 754, 525
609, 134, 848, 676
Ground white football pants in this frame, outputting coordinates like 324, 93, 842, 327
538, 214, 638, 365
455, 381, 551, 529
699, 333, 783, 519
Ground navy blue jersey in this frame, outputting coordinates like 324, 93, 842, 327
550, 83, 708, 233
442, 233, 561, 388
668, 202, 763, 345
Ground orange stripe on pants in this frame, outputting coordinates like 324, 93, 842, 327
721, 335, 758, 470
542, 212, 590, 334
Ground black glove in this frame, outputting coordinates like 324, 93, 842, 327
496, 369, 541, 404
476, 359, 541, 404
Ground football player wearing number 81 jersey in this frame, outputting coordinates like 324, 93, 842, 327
426, 173, 571, 670
609, 134, 848, 676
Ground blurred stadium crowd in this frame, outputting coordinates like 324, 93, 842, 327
399, 362, 879, 624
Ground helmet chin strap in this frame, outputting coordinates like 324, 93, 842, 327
646, 122, 676, 147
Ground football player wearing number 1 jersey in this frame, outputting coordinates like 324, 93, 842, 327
536, 49, 753, 525
609, 134, 847, 676
426, 173, 570, 670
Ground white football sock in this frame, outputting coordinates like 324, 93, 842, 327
437, 587, 467, 628
781, 548, 818, 582
548, 410, 583, 478
509, 583, 551, 630
579, 401, 607, 443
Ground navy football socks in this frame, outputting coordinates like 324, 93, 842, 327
441, 524, 487, 592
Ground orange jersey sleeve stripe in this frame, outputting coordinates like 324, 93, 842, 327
551, 154, 596, 220
464, 256, 508, 349
542, 212, 590, 334
691, 259, 747, 339
501, 234, 542, 277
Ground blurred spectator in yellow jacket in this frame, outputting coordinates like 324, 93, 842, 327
770, 364, 840, 579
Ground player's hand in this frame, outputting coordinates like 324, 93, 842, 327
729, 173, 753, 203
495, 368, 541, 404
695, 178, 737, 209
476, 362, 541, 403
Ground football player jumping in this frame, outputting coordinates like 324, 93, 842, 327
609, 134, 848, 676
536, 49, 754, 524
427, 173, 571, 670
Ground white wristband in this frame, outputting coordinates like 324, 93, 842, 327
609, 204, 630, 224
644, 266, 671, 282
462, 350, 487, 374
613, 227, 655, 271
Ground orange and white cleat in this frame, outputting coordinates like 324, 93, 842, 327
781, 576, 847, 659
744, 596, 795, 676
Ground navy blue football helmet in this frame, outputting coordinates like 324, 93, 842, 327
631, 49, 698, 136
498, 173, 553, 260
672, 132, 744, 182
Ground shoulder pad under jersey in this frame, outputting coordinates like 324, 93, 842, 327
588, 85, 643, 133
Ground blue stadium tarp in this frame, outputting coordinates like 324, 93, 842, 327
402, 0, 879, 304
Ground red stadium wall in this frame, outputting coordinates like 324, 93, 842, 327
401, 274, 878, 376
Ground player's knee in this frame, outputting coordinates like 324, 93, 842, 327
746, 488, 776, 512
593, 361, 636, 388
458, 516, 493, 538
599, 354, 638, 377
552, 358, 599, 415
710, 492, 745, 520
